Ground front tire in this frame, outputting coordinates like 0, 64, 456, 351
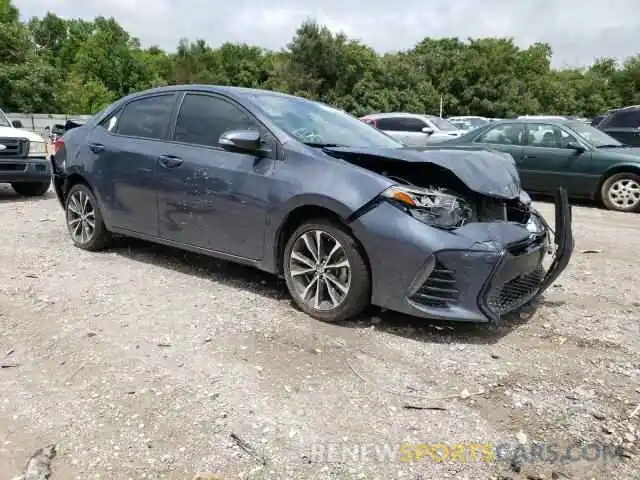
11, 180, 51, 197
65, 183, 111, 251
600, 172, 640, 212
283, 218, 371, 322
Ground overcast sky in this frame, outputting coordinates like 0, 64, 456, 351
14, 0, 640, 68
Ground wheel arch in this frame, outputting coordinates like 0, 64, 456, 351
272, 203, 372, 278
61, 172, 93, 202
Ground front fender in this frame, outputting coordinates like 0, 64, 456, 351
260, 151, 395, 272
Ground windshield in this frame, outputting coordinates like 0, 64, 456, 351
429, 116, 457, 131
0, 108, 10, 127
568, 122, 623, 147
248, 94, 403, 148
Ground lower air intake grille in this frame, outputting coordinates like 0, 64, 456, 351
412, 261, 460, 308
486, 265, 545, 316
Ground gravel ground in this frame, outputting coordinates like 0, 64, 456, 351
0, 184, 638, 480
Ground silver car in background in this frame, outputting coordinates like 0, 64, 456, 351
448, 115, 491, 131
359, 112, 466, 147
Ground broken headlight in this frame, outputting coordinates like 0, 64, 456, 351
381, 185, 472, 229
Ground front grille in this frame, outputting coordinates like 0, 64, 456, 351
485, 265, 545, 316
412, 260, 460, 308
0, 138, 27, 158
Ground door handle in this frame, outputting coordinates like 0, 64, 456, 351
524, 154, 537, 159
157, 154, 183, 168
89, 143, 104, 154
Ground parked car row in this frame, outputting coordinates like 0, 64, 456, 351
423, 118, 640, 212
355, 107, 640, 212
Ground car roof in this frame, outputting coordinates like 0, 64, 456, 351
117, 84, 303, 104
611, 104, 640, 111
487, 118, 578, 126
363, 112, 438, 120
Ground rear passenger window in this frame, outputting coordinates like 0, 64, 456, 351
376, 118, 406, 131
173, 94, 260, 148
116, 94, 176, 140
98, 111, 119, 132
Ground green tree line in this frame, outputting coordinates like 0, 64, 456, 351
1, 0, 639, 117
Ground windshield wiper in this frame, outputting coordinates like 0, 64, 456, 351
596, 144, 626, 148
303, 142, 346, 148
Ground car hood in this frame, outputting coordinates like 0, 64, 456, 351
0, 126, 45, 143
324, 146, 521, 199
598, 146, 640, 158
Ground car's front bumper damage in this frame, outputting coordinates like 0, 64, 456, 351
351, 188, 573, 323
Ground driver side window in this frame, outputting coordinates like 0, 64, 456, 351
173, 93, 274, 151
526, 123, 578, 149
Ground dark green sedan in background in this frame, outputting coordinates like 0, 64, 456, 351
426, 118, 640, 212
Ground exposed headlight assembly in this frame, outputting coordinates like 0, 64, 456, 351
27, 141, 47, 157
381, 185, 472, 229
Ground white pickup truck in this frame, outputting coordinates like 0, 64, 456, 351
0, 108, 51, 196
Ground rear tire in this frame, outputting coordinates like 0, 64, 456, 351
65, 183, 111, 251
600, 172, 640, 212
283, 218, 371, 323
11, 180, 51, 197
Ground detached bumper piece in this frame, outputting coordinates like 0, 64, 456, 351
479, 187, 573, 321
409, 188, 573, 322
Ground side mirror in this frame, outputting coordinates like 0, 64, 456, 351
422, 126, 434, 135
219, 129, 264, 155
11, 120, 23, 128
566, 142, 585, 153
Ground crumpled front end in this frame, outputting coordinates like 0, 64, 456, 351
349, 188, 573, 323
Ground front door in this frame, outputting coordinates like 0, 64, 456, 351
520, 123, 589, 195
155, 92, 277, 260
88, 93, 178, 236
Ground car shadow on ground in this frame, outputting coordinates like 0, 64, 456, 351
0, 185, 55, 203
111, 237, 541, 346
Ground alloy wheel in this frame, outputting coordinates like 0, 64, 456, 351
66, 190, 96, 244
288, 229, 352, 311
608, 178, 640, 210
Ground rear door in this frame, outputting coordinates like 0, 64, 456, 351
599, 109, 640, 146
470, 122, 525, 166
86, 93, 178, 236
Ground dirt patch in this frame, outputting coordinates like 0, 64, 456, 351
0, 184, 638, 479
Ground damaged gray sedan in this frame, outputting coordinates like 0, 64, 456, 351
51, 85, 574, 323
